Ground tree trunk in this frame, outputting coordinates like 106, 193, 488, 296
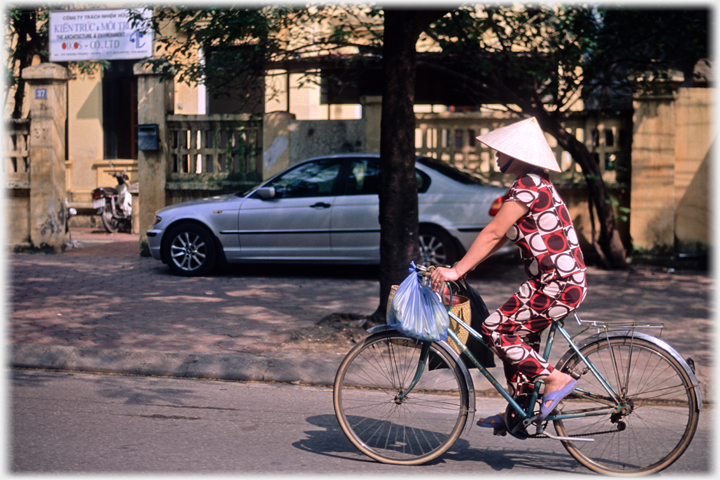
536, 114, 628, 269
490, 86, 629, 270
371, 10, 447, 323
415, 61, 629, 270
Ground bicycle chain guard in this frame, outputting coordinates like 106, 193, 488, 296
503, 394, 532, 440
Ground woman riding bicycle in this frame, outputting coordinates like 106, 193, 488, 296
430, 117, 587, 428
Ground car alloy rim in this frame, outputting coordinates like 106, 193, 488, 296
170, 231, 206, 271
419, 234, 447, 266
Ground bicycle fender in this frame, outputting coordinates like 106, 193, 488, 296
366, 324, 395, 335
556, 330, 702, 412
366, 324, 477, 433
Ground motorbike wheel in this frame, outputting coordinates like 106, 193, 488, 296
163, 224, 218, 276
101, 204, 120, 233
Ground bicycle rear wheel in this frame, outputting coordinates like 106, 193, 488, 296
553, 336, 699, 475
333, 330, 469, 465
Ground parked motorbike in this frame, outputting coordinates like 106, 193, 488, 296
92, 171, 132, 233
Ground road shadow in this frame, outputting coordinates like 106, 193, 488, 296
293, 413, 579, 472
11, 370, 69, 388
11, 370, 206, 408
207, 252, 524, 282
214, 262, 381, 281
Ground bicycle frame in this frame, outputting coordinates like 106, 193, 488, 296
393, 267, 699, 438
341, 266, 701, 470
443, 310, 626, 430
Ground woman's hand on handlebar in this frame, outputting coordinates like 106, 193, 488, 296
430, 265, 463, 291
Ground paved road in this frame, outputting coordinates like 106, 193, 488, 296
8, 228, 713, 401
11, 369, 711, 474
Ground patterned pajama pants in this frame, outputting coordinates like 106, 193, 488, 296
480, 271, 587, 396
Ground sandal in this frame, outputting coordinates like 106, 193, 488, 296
476, 414, 505, 429
538, 380, 577, 421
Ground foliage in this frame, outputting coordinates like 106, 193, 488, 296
4, 5, 114, 118
584, 7, 708, 98
420, 5, 708, 268
4, 6, 48, 117
134, 3, 707, 129
127, 3, 707, 270
128, 5, 386, 107
428, 5, 708, 114
7, 3, 708, 269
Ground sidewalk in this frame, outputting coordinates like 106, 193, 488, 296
8, 228, 713, 400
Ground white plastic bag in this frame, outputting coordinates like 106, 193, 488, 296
387, 263, 449, 342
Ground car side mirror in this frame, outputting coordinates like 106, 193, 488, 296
257, 187, 276, 200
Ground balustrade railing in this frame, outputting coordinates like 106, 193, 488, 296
415, 112, 630, 187
166, 114, 263, 190
5, 119, 30, 188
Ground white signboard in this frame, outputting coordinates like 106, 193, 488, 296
49, 8, 153, 62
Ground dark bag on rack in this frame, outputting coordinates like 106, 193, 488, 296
457, 279, 496, 369
428, 279, 496, 370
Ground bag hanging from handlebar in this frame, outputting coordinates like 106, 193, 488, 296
387, 262, 449, 342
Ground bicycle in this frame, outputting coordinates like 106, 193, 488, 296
332, 265, 701, 475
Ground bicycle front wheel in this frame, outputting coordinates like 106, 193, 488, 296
554, 336, 699, 475
333, 330, 469, 465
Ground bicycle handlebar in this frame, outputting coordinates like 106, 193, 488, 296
415, 264, 458, 308
414, 264, 434, 277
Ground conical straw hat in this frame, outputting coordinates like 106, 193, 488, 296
476, 117, 561, 172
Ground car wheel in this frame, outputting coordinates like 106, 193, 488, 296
163, 224, 217, 276
418, 226, 458, 267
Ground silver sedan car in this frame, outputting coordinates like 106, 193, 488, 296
147, 153, 511, 276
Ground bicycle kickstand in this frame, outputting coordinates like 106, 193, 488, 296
526, 416, 595, 442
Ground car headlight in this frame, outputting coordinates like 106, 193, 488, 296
154, 215, 162, 225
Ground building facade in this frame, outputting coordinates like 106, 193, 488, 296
4, 6, 713, 262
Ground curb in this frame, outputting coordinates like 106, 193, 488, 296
11, 344, 343, 386
9, 344, 516, 399
10, 344, 710, 404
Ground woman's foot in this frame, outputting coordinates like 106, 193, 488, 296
477, 413, 505, 429
542, 370, 574, 404
538, 370, 577, 420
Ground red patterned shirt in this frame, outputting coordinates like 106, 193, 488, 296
505, 172, 586, 282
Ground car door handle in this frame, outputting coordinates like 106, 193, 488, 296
310, 202, 331, 209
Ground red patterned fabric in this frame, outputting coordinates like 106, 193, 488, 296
483, 172, 588, 396
481, 273, 587, 396
506, 172, 586, 282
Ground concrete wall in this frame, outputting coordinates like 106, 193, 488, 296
66, 70, 104, 205
16, 63, 71, 251
630, 95, 677, 251
7, 189, 31, 246
674, 89, 712, 254
261, 95, 381, 176
288, 119, 365, 165
630, 88, 712, 256
134, 61, 174, 254
7, 58, 711, 258
262, 111, 294, 179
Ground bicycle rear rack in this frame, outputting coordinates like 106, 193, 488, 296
571, 313, 664, 341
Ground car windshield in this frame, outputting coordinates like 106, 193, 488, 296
416, 156, 484, 185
